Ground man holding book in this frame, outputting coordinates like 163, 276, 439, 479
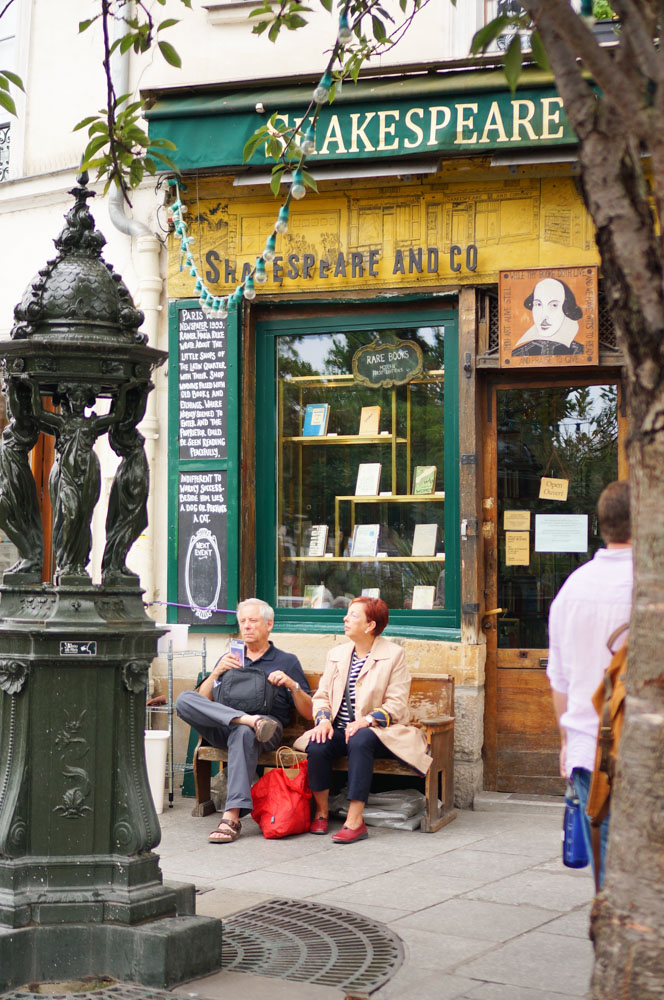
176, 599, 312, 844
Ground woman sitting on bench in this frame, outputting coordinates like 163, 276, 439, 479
295, 596, 432, 843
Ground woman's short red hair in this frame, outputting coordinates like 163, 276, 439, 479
349, 596, 389, 636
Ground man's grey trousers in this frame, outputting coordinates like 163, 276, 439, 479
176, 690, 283, 815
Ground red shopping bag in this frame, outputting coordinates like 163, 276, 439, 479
251, 748, 311, 839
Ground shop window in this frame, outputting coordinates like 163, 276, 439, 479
256, 309, 460, 635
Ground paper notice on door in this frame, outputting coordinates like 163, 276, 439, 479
535, 514, 588, 553
505, 531, 530, 565
504, 510, 531, 531
539, 477, 569, 501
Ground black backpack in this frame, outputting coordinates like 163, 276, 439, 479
215, 664, 275, 716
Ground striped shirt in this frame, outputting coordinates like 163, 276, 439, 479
334, 650, 368, 729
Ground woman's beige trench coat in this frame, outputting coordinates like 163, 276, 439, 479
294, 635, 432, 775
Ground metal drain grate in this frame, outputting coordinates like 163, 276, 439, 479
0, 984, 190, 1000
221, 897, 404, 993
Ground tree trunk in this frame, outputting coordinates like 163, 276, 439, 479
590, 423, 664, 998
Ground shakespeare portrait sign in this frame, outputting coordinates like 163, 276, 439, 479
499, 266, 599, 368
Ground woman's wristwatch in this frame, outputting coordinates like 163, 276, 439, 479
364, 714, 375, 727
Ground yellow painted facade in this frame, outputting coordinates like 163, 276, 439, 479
167, 168, 600, 298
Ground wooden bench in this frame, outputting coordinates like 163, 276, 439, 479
191, 671, 456, 833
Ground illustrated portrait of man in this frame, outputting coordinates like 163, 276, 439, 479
512, 277, 584, 357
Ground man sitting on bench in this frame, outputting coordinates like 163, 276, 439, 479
176, 599, 312, 844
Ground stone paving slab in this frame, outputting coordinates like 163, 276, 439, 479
459, 930, 594, 996
464, 984, 588, 1000
384, 924, 496, 974
463, 870, 594, 912
403, 847, 539, 881
374, 968, 481, 999
393, 897, 559, 942
316, 869, 482, 909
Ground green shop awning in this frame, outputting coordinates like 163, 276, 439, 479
146, 68, 576, 173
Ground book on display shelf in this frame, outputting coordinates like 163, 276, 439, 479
302, 403, 330, 437
358, 405, 381, 436
306, 525, 329, 557
350, 524, 380, 558
355, 463, 382, 496
412, 465, 437, 495
411, 585, 436, 610
361, 588, 380, 599
411, 523, 438, 557
303, 584, 326, 608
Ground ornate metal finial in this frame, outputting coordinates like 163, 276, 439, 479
53, 170, 106, 258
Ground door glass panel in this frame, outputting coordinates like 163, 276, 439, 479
497, 385, 618, 648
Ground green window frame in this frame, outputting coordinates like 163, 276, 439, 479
167, 298, 240, 631
255, 305, 460, 639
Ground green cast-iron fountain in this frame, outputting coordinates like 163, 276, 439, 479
0, 174, 222, 991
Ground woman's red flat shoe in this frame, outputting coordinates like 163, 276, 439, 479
331, 822, 368, 844
309, 816, 329, 835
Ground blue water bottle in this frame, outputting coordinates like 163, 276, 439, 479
562, 781, 589, 869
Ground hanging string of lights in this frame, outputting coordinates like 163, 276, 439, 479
168, 6, 354, 319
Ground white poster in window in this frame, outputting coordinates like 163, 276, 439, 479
535, 514, 588, 553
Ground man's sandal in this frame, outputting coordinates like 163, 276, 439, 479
208, 817, 241, 844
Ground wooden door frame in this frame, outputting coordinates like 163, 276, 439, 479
482, 371, 627, 790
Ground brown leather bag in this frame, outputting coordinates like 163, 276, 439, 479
586, 623, 628, 888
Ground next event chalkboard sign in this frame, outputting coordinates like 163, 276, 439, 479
177, 470, 229, 625
352, 333, 423, 388
178, 308, 227, 461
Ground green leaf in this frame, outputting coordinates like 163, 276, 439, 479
372, 15, 387, 42
285, 13, 308, 29
119, 33, 136, 54
268, 21, 281, 42
267, 136, 283, 160
471, 15, 509, 54
0, 90, 17, 116
82, 134, 110, 159
243, 129, 268, 163
150, 137, 177, 151
78, 18, 95, 32
301, 168, 318, 193
158, 18, 180, 30
1, 70, 24, 91
270, 172, 283, 197
148, 150, 179, 171
504, 33, 522, 93
158, 40, 182, 67
320, 0, 332, 10
0, 77, 8, 92
73, 115, 99, 132
530, 30, 551, 73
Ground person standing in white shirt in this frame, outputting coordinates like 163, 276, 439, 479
547, 480, 632, 887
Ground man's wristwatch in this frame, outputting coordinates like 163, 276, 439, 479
292, 682, 301, 692
364, 714, 375, 727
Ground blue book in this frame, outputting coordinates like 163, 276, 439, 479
303, 403, 330, 437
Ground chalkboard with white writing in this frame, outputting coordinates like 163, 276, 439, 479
177, 470, 229, 625
178, 307, 227, 461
